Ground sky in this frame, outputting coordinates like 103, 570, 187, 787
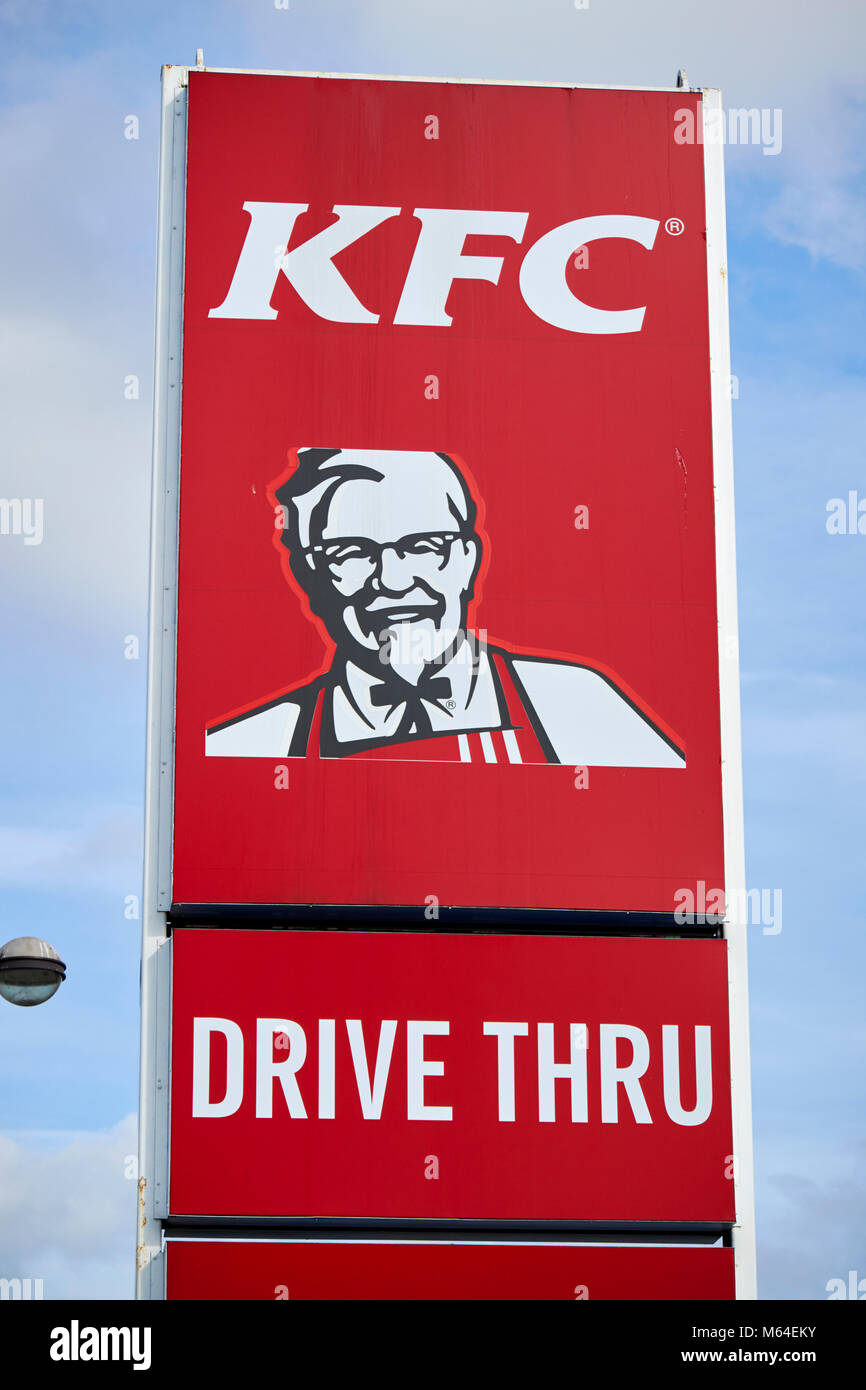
0, 0, 863, 1300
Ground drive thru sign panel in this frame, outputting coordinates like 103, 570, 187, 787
169, 930, 734, 1223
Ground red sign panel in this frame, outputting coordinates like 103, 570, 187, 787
171, 72, 724, 914
169, 930, 734, 1222
165, 1239, 735, 1301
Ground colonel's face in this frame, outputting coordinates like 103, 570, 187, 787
303, 451, 480, 682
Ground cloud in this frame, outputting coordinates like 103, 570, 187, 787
0, 43, 154, 630
761, 84, 866, 272
0, 1115, 137, 1299
765, 178, 866, 273
0, 307, 152, 629
758, 1137, 866, 1298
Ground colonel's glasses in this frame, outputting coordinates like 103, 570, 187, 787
304, 531, 468, 574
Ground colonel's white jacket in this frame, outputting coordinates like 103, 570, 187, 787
205, 642, 685, 769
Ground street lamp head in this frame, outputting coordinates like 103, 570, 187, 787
0, 937, 66, 1007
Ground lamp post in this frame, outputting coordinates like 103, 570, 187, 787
0, 937, 66, 1007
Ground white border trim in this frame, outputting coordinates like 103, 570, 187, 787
136, 63, 188, 1301
163, 1237, 724, 1247
189, 65, 690, 93
702, 89, 757, 1301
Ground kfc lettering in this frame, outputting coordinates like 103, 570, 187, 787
209, 203, 660, 332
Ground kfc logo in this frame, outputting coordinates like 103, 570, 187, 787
206, 448, 685, 767
209, 204, 660, 333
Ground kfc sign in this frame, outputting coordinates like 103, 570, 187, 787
169, 931, 735, 1222
210, 204, 660, 334
171, 71, 725, 914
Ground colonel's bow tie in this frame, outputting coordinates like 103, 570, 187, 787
369, 675, 452, 708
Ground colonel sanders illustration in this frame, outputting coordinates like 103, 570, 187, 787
205, 448, 685, 767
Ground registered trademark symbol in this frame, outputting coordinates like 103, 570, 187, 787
445, 699, 456, 709
665, 217, 685, 236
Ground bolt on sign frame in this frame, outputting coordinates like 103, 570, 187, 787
138, 64, 755, 1299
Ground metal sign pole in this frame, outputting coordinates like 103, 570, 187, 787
702, 85, 758, 1300
136, 62, 188, 1302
